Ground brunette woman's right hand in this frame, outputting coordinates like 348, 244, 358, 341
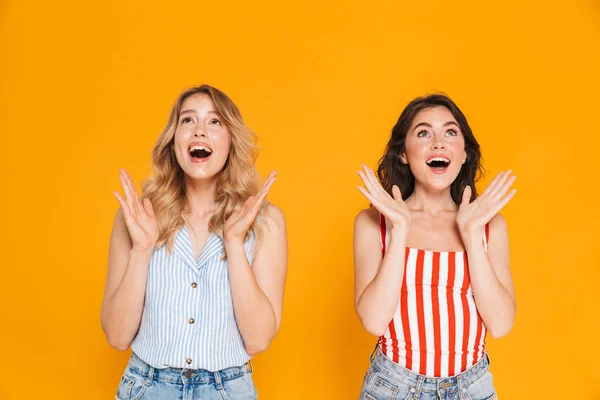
357, 165, 411, 233
113, 169, 159, 253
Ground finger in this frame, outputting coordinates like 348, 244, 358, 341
358, 169, 383, 200
254, 174, 276, 207
255, 171, 277, 198
482, 189, 518, 222
363, 165, 386, 195
480, 171, 504, 198
113, 192, 130, 215
461, 185, 472, 206
357, 186, 395, 218
122, 169, 145, 215
489, 170, 512, 198
143, 198, 155, 217
119, 170, 136, 203
497, 189, 517, 210
391, 185, 402, 201
493, 174, 516, 200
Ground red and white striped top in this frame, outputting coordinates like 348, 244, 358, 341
377, 214, 490, 378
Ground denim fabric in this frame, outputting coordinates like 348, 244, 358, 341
116, 352, 257, 400
359, 347, 497, 400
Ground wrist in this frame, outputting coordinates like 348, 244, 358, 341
223, 236, 245, 251
129, 247, 154, 261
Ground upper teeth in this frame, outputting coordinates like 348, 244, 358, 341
190, 146, 212, 153
427, 157, 449, 163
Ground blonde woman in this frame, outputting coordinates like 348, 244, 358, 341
101, 85, 288, 400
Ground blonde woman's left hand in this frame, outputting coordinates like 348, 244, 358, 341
223, 171, 277, 245
457, 170, 517, 237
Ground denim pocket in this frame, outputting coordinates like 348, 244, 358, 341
360, 369, 415, 400
463, 371, 496, 400
220, 371, 257, 400
115, 367, 150, 400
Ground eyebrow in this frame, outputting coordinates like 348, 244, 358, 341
179, 109, 220, 116
413, 121, 459, 131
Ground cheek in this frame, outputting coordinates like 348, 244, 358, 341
404, 141, 427, 161
212, 130, 231, 154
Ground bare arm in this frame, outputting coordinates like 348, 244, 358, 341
354, 165, 411, 336
458, 170, 517, 338
463, 214, 516, 338
100, 169, 158, 350
225, 203, 288, 355
354, 208, 408, 336
222, 171, 288, 355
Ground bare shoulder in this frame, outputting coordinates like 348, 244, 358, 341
260, 202, 286, 232
489, 213, 508, 235
355, 207, 379, 231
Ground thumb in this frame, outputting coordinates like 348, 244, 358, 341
143, 198, 155, 217
392, 185, 402, 201
461, 185, 472, 206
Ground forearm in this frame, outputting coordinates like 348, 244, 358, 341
356, 229, 408, 336
225, 240, 277, 355
101, 249, 152, 350
464, 234, 516, 338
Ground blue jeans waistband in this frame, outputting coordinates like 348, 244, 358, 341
371, 346, 490, 393
127, 352, 251, 385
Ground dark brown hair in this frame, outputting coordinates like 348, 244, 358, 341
377, 93, 483, 204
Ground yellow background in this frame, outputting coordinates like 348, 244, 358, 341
1, 1, 599, 399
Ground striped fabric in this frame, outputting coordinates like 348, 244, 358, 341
131, 226, 255, 372
377, 214, 489, 378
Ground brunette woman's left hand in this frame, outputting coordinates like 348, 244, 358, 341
457, 170, 517, 236
223, 171, 277, 245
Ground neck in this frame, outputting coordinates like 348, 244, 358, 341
184, 175, 219, 221
406, 182, 458, 214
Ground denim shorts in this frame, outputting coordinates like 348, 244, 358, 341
359, 347, 497, 400
115, 352, 257, 400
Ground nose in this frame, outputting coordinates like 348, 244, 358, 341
194, 126, 207, 138
431, 135, 445, 150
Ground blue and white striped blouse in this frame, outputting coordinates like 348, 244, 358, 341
131, 225, 256, 371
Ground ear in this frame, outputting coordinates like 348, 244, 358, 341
400, 152, 408, 164
461, 150, 467, 164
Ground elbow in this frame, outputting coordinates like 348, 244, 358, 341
356, 304, 388, 336
102, 324, 132, 351
105, 333, 132, 351
109, 340, 131, 352
488, 319, 515, 339
245, 338, 272, 356
359, 316, 387, 337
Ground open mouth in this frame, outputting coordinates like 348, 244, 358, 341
426, 156, 451, 173
188, 144, 213, 161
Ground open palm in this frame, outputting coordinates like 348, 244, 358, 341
113, 169, 159, 252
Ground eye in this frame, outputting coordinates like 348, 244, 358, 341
417, 130, 429, 137
180, 117, 194, 124
209, 118, 223, 126
446, 129, 458, 136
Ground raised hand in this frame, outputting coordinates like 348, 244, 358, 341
457, 170, 517, 235
113, 169, 159, 252
357, 165, 411, 232
224, 171, 277, 244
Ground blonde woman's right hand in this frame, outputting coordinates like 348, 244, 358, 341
113, 169, 159, 253
357, 165, 411, 233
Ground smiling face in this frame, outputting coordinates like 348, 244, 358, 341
402, 106, 467, 191
173, 93, 231, 181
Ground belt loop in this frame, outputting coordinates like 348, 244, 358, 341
414, 376, 425, 398
369, 344, 378, 362
144, 365, 155, 386
457, 375, 467, 400
247, 360, 254, 373
213, 370, 224, 391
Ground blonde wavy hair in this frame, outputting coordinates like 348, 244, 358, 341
142, 85, 260, 251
